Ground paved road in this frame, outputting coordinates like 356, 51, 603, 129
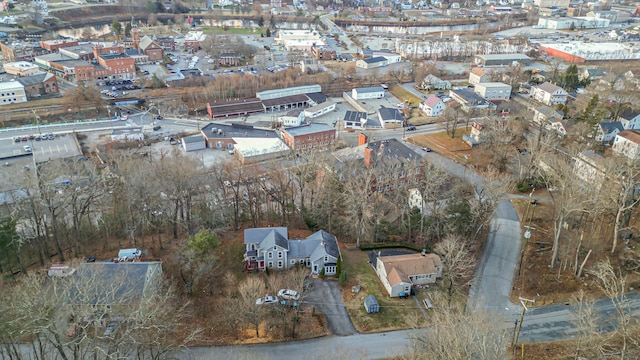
303, 279, 357, 336
182, 329, 415, 360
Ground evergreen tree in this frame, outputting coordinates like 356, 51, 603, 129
111, 19, 123, 40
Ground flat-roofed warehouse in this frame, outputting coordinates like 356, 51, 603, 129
474, 54, 531, 67
206, 98, 265, 119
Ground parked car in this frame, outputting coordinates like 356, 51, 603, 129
23, 145, 32, 152
422, 147, 432, 152
277, 289, 300, 301
14, 136, 21, 143
153, 126, 161, 131
406, 126, 417, 131
256, 295, 278, 305
103, 322, 119, 337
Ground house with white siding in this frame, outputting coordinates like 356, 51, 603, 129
531, 82, 569, 105
419, 95, 446, 117
618, 108, 640, 130
613, 130, 640, 159
376, 253, 442, 297
243, 227, 340, 275
473, 82, 512, 102
468, 67, 489, 85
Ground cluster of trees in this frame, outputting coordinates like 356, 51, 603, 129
0, 266, 196, 360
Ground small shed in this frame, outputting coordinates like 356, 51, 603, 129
181, 135, 206, 152
364, 295, 380, 313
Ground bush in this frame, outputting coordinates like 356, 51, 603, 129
339, 271, 348, 286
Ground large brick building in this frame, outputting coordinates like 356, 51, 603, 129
16, 72, 58, 98
280, 123, 336, 151
362, 137, 424, 193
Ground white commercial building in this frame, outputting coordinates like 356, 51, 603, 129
304, 101, 335, 119
256, 84, 321, 100
274, 30, 326, 51
3, 61, 40, 76
537, 16, 610, 30
279, 109, 305, 127
352, 86, 385, 100
0, 81, 27, 106
474, 82, 512, 102
534, 0, 569, 8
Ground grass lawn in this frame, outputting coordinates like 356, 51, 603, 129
340, 247, 429, 332
388, 84, 421, 107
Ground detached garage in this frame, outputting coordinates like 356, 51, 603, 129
181, 135, 206, 152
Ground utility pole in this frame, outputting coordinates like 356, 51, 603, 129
513, 297, 535, 351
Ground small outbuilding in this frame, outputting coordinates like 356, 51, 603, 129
364, 295, 380, 313
181, 135, 206, 152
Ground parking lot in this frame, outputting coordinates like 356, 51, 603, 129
3, 133, 82, 162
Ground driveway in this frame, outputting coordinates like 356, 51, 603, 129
304, 279, 358, 336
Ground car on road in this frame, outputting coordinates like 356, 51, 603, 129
155, 115, 163, 120
256, 295, 278, 305
406, 126, 417, 131
23, 145, 32, 152
422, 147, 432, 152
278, 289, 300, 301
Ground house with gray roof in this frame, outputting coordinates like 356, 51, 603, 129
378, 106, 404, 129
596, 121, 624, 144
356, 56, 388, 69
618, 108, 640, 130
243, 227, 340, 275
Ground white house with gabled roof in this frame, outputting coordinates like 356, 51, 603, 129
531, 82, 569, 105
419, 95, 446, 117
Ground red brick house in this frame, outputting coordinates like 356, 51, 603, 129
39, 39, 78, 52
310, 46, 336, 60
16, 72, 59, 98
362, 138, 424, 193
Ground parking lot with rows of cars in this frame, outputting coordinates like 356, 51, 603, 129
6, 133, 82, 161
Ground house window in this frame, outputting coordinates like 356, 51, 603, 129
268, 261, 273, 268
277, 261, 283, 268
290, 259, 295, 265
278, 252, 283, 258
268, 252, 273, 259
324, 256, 328, 262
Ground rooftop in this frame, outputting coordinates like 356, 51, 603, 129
283, 123, 335, 137
233, 137, 289, 156
475, 53, 530, 61
201, 122, 278, 139
363, 56, 387, 64
354, 86, 385, 93
366, 138, 422, 165
618, 130, 640, 144
0, 80, 24, 91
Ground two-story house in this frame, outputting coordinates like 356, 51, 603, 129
596, 121, 624, 144
618, 108, 640, 130
531, 82, 569, 106
468, 67, 489, 85
613, 130, 640, 159
280, 123, 336, 151
419, 95, 446, 117
420, 74, 451, 90
243, 227, 340, 275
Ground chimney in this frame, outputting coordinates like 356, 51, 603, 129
358, 132, 368, 146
